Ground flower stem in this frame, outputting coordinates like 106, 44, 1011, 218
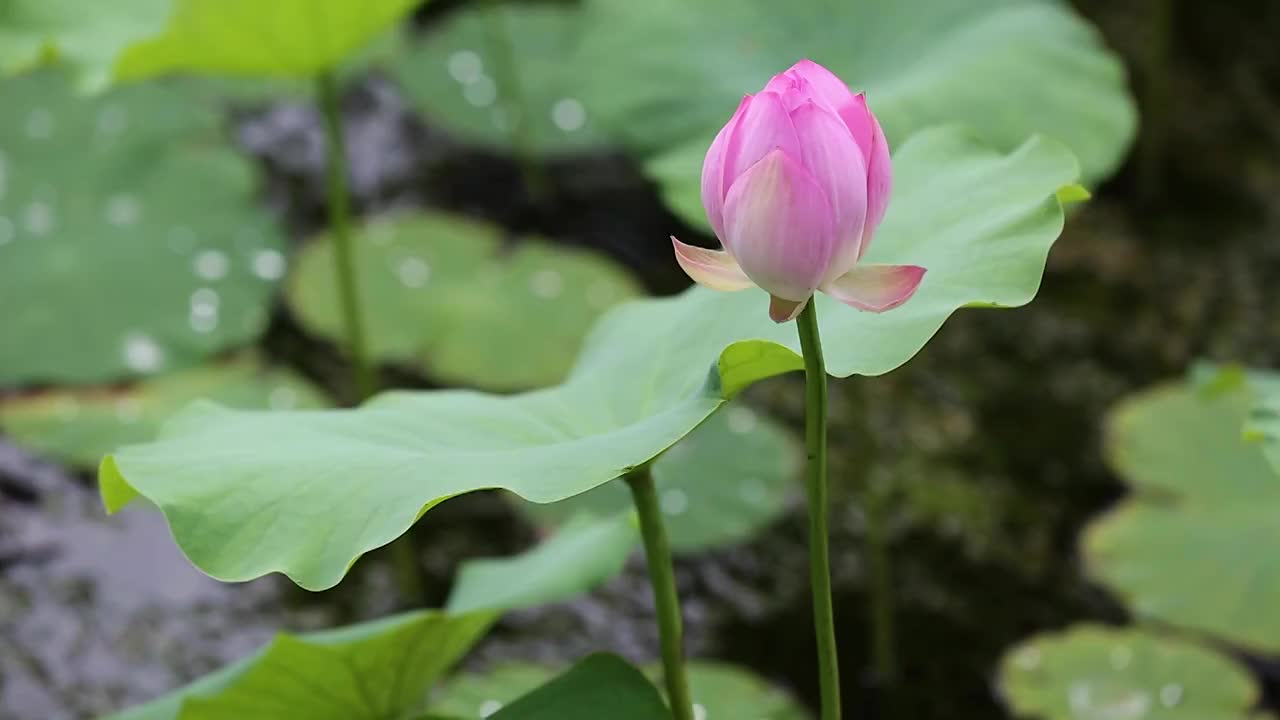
316, 71, 375, 402
626, 468, 695, 720
796, 301, 841, 720
317, 71, 423, 603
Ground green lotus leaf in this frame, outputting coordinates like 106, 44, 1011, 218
285, 212, 642, 391
432, 660, 808, 719
0, 355, 327, 467
104, 610, 495, 720
113, 0, 422, 80
486, 654, 669, 720
100, 127, 1080, 591
521, 403, 800, 553
390, 2, 601, 151
0, 0, 166, 89
0, 70, 286, 386
574, 0, 1134, 229
1087, 381, 1280, 652
999, 624, 1259, 720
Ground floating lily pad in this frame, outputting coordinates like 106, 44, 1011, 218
0, 356, 328, 467
113, 0, 421, 80
391, 2, 601, 151
105, 610, 495, 720
1086, 381, 1280, 652
446, 513, 638, 614
286, 212, 642, 391
101, 128, 1080, 592
522, 403, 800, 552
0, 70, 286, 386
573, 0, 1133, 229
433, 660, 808, 720
999, 624, 1259, 720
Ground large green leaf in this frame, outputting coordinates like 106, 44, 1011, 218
391, 2, 601, 151
113, 0, 421, 80
0, 0, 167, 89
487, 654, 669, 720
286, 212, 641, 391
1086, 381, 1280, 652
101, 127, 1080, 591
446, 513, 638, 614
0, 355, 327, 467
0, 70, 286, 385
999, 624, 1259, 720
575, 0, 1133, 229
105, 610, 495, 720
522, 404, 800, 552
433, 660, 808, 720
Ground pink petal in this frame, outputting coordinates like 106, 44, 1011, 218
720, 92, 801, 193
722, 148, 835, 301
671, 236, 754, 292
859, 110, 893, 260
785, 59, 856, 111
769, 295, 808, 324
701, 96, 749, 241
762, 71, 820, 111
790, 101, 868, 282
822, 264, 926, 313
838, 93, 875, 161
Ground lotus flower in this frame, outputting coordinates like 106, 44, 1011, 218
672, 59, 925, 323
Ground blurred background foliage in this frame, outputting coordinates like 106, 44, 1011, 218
1, 0, 1278, 718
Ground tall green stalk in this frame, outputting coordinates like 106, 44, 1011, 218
796, 301, 841, 720
317, 71, 422, 602
626, 468, 695, 720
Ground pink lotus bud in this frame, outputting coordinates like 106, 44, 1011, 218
675, 59, 924, 323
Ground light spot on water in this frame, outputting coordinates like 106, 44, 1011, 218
1159, 684, 1182, 708
397, 257, 430, 288
1068, 682, 1091, 713
122, 333, 165, 373
447, 50, 483, 84
251, 248, 286, 281
189, 300, 219, 333
96, 104, 128, 138
168, 226, 198, 254
268, 386, 298, 410
115, 398, 143, 424
477, 699, 502, 718
24, 202, 53, 236
551, 98, 587, 132
661, 489, 688, 516
191, 287, 220, 314
529, 269, 563, 299
1109, 644, 1132, 671
727, 406, 758, 434
692, 703, 707, 720
105, 194, 141, 226
194, 249, 230, 281
25, 108, 54, 140
464, 76, 498, 107
0, 216, 14, 245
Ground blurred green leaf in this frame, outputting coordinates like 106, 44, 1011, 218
114, 0, 423, 79
1087, 381, 1280, 652
0, 0, 167, 89
105, 610, 495, 720
485, 654, 669, 720
101, 128, 1079, 591
433, 660, 808, 719
287, 212, 641, 391
0, 355, 327, 467
576, 0, 1134, 229
999, 624, 1259, 720
447, 513, 638, 614
522, 404, 800, 553
0, 70, 286, 386
1245, 379, 1280, 475
390, 2, 601, 151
